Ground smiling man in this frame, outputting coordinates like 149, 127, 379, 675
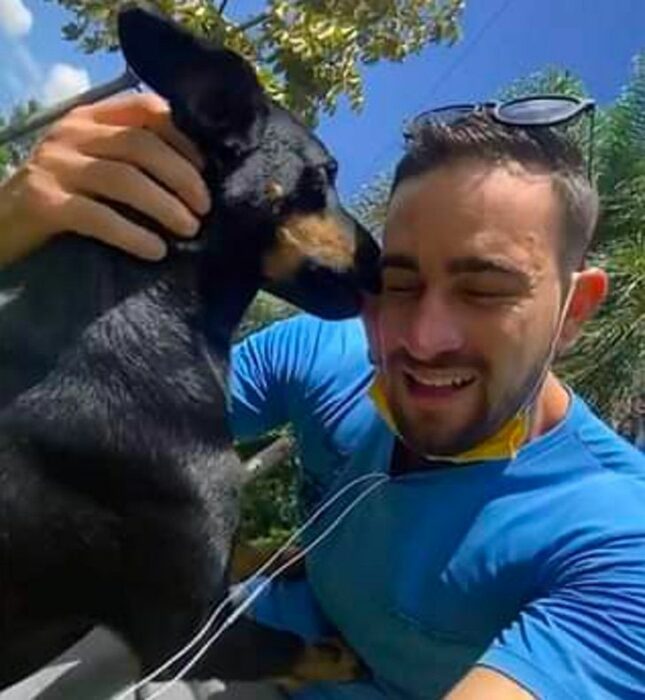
2, 95, 645, 699
230, 104, 645, 699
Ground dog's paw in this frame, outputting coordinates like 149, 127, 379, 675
277, 637, 364, 691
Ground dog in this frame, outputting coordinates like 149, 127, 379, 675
0, 4, 380, 690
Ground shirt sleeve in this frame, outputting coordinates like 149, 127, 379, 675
233, 575, 335, 644
229, 314, 317, 441
478, 532, 645, 699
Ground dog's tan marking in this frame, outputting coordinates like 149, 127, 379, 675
262, 213, 356, 281
266, 180, 285, 202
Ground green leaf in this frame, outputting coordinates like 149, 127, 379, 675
46, 0, 465, 123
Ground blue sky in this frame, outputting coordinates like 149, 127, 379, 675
1, 0, 643, 197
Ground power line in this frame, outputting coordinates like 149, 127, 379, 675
351, 0, 515, 194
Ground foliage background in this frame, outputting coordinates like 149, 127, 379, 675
43, 0, 464, 124
1, 2, 642, 545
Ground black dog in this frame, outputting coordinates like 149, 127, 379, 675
0, 4, 380, 690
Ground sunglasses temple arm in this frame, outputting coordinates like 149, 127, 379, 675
0, 68, 141, 148
587, 108, 595, 182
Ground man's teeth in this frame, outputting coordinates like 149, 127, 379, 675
407, 372, 476, 388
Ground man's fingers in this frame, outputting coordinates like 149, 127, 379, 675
81, 92, 168, 128
1, 91, 212, 266
78, 156, 201, 238
154, 118, 205, 172
60, 193, 168, 261
82, 124, 211, 216
40, 143, 201, 238
0, 94, 210, 260
79, 93, 205, 170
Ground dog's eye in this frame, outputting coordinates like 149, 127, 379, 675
325, 160, 339, 182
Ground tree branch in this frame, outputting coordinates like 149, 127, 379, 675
0, 69, 140, 147
218, 0, 230, 15
237, 12, 268, 33
243, 435, 294, 484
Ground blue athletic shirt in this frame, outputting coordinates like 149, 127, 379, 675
230, 314, 645, 699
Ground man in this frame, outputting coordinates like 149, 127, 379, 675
1, 94, 644, 699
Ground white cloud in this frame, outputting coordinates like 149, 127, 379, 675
0, 0, 33, 37
42, 63, 90, 105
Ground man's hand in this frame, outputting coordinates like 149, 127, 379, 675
0, 93, 211, 268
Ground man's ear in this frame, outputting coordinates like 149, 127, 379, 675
558, 267, 609, 351
117, 4, 266, 154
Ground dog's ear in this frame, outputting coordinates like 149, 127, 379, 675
117, 4, 266, 155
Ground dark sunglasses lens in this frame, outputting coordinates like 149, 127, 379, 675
498, 97, 581, 125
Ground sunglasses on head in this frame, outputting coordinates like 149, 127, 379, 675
405, 95, 596, 179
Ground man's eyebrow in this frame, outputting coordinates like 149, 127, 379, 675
447, 256, 529, 280
380, 254, 531, 286
379, 254, 419, 272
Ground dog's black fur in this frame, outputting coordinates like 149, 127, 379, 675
0, 5, 380, 689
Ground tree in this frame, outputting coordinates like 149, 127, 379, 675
0, 100, 41, 181
554, 56, 645, 432
595, 53, 645, 199
350, 171, 392, 242
499, 66, 587, 100
562, 228, 644, 433
46, 0, 464, 123
352, 59, 645, 435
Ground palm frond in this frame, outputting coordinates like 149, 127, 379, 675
596, 52, 645, 192
559, 233, 645, 424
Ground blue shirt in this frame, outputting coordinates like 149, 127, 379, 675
231, 314, 645, 699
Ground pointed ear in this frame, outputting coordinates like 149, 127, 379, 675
117, 4, 266, 153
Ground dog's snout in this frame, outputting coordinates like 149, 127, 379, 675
262, 211, 357, 282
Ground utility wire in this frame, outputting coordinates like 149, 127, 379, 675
351, 0, 515, 194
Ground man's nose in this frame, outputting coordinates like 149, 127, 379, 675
402, 289, 465, 360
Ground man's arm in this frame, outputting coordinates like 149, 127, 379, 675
231, 314, 321, 441
443, 667, 534, 700
445, 517, 645, 700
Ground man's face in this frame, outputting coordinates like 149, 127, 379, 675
366, 158, 569, 456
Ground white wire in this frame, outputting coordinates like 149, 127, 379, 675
145, 475, 389, 699
114, 471, 389, 700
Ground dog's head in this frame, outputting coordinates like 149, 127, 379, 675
117, 5, 381, 319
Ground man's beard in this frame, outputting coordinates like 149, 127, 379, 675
384, 348, 551, 458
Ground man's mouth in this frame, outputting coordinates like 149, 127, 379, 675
403, 368, 478, 401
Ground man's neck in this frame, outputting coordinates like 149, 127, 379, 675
529, 372, 571, 441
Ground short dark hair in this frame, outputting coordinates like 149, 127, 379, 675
391, 113, 599, 273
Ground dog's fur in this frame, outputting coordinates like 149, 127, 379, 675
0, 5, 380, 689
